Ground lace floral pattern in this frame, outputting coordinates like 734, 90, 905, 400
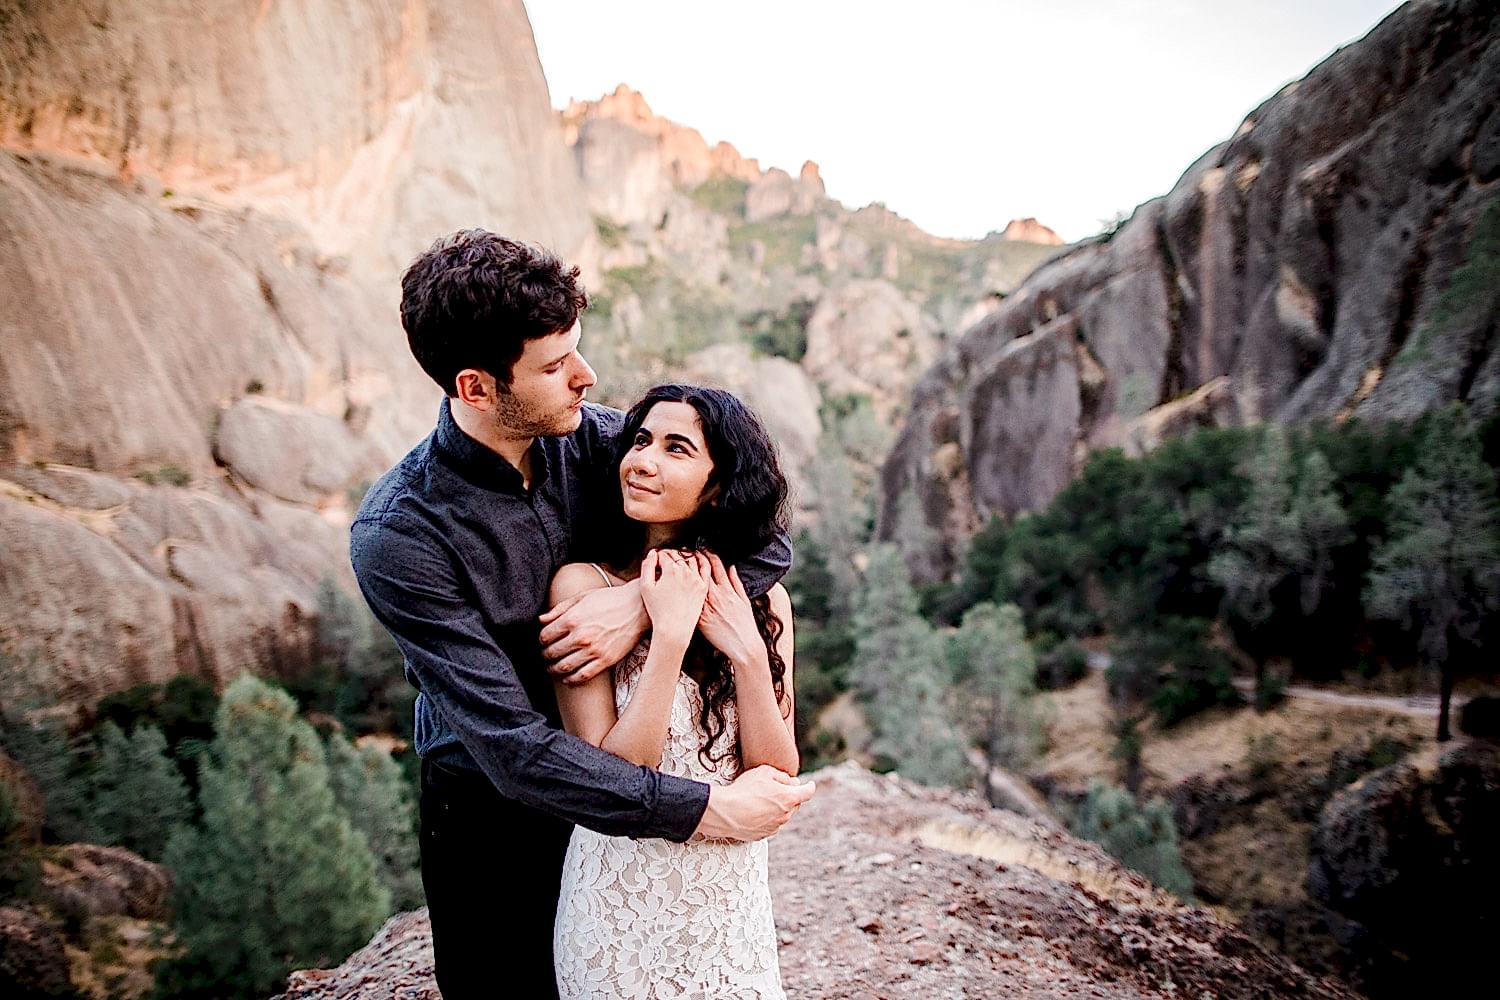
554, 642, 786, 999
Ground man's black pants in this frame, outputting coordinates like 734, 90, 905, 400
420, 758, 574, 999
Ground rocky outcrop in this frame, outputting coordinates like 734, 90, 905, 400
1307, 739, 1499, 996
745, 164, 826, 222
0, 0, 590, 276
0, 0, 589, 707
276, 763, 1354, 1000
38, 844, 172, 925
803, 280, 938, 421
0, 906, 73, 999
564, 84, 760, 225
999, 217, 1065, 245
881, 0, 1500, 578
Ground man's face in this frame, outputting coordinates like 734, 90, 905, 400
491, 321, 597, 438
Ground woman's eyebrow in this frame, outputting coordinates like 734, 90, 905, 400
663, 433, 699, 452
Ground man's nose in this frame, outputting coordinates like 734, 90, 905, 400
572, 353, 597, 389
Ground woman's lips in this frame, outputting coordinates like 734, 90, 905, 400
625, 480, 659, 496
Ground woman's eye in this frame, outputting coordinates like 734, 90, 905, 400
633, 433, 649, 447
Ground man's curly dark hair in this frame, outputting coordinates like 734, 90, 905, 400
399, 229, 588, 393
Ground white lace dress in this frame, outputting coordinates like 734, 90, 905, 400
553, 640, 786, 999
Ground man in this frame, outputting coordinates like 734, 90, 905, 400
350, 230, 813, 999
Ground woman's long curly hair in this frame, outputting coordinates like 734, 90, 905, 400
600, 384, 791, 772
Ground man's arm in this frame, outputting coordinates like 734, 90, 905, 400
350, 511, 707, 841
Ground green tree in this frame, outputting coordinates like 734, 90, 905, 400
893, 486, 943, 584
0, 715, 94, 845
783, 531, 855, 767
1366, 405, 1500, 741
1108, 617, 1239, 729
89, 723, 191, 862
1209, 427, 1306, 705
1290, 447, 1353, 616
1070, 778, 1194, 900
326, 734, 424, 911
0, 779, 40, 902
160, 676, 389, 999
948, 602, 1044, 805
851, 547, 971, 788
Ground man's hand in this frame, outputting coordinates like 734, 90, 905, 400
694, 764, 815, 841
540, 578, 650, 685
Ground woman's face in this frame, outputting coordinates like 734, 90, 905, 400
619, 401, 717, 527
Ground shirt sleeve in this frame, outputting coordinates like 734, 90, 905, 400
575, 403, 794, 597
350, 511, 709, 841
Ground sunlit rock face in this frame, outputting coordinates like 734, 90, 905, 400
0, 0, 590, 275
881, 0, 1500, 580
998, 218, 1064, 245
0, 0, 592, 706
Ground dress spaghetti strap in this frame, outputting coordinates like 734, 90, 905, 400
588, 563, 615, 588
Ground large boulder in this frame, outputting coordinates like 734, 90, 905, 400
881, 0, 1500, 578
0, 906, 72, 999
1308, 739, 1500, 995
38, 844, 172, 925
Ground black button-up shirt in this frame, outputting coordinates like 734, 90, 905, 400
350, 398, 789, 842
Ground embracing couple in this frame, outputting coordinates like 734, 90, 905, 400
350, 230, 813, 999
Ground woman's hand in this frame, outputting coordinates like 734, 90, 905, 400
640, 549, 708, 650
694, 552, 766, 671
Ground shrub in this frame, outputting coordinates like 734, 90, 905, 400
1036, 636, 1089, 690
1070, 779, 1195, 900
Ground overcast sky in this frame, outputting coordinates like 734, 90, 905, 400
526, 0, 1404, 242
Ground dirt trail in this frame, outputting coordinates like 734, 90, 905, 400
1086, 652, 1459, 720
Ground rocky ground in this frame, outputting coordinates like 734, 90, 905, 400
276, 762, 1353, 1000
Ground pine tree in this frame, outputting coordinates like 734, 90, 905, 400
893, 486, 943, 584
1071, 778, 1194, 900
851, 547, 971, 788
161, 676, 389, 999
1290, 447, 1352, 616
326, 734, 424, 911
948, 602, 1044, 804
1209, 427, 1306, 706
89, 722, 191, 862
1366, 405, 1500, 741
806, 439, 864, 610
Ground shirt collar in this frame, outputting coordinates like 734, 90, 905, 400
431, 397, 550, 493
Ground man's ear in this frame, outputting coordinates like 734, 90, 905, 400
454, 368, 498, 411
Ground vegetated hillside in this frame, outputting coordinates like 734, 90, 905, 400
558, 85, 1065, 511
273, 763, 1357, 1000
881, 0, 1500, 579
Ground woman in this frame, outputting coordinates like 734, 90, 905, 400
550, 384, 797, 999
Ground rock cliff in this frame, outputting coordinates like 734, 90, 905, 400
274, 763, 1355, 1000
0, 0, 589, 706
880, 0, 1500, 579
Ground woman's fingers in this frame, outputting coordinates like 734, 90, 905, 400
729, 564, 749, 599
707, 551, 730, 587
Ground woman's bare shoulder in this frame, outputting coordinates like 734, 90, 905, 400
767, 581, 792, 618
549, 562, 617, 605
